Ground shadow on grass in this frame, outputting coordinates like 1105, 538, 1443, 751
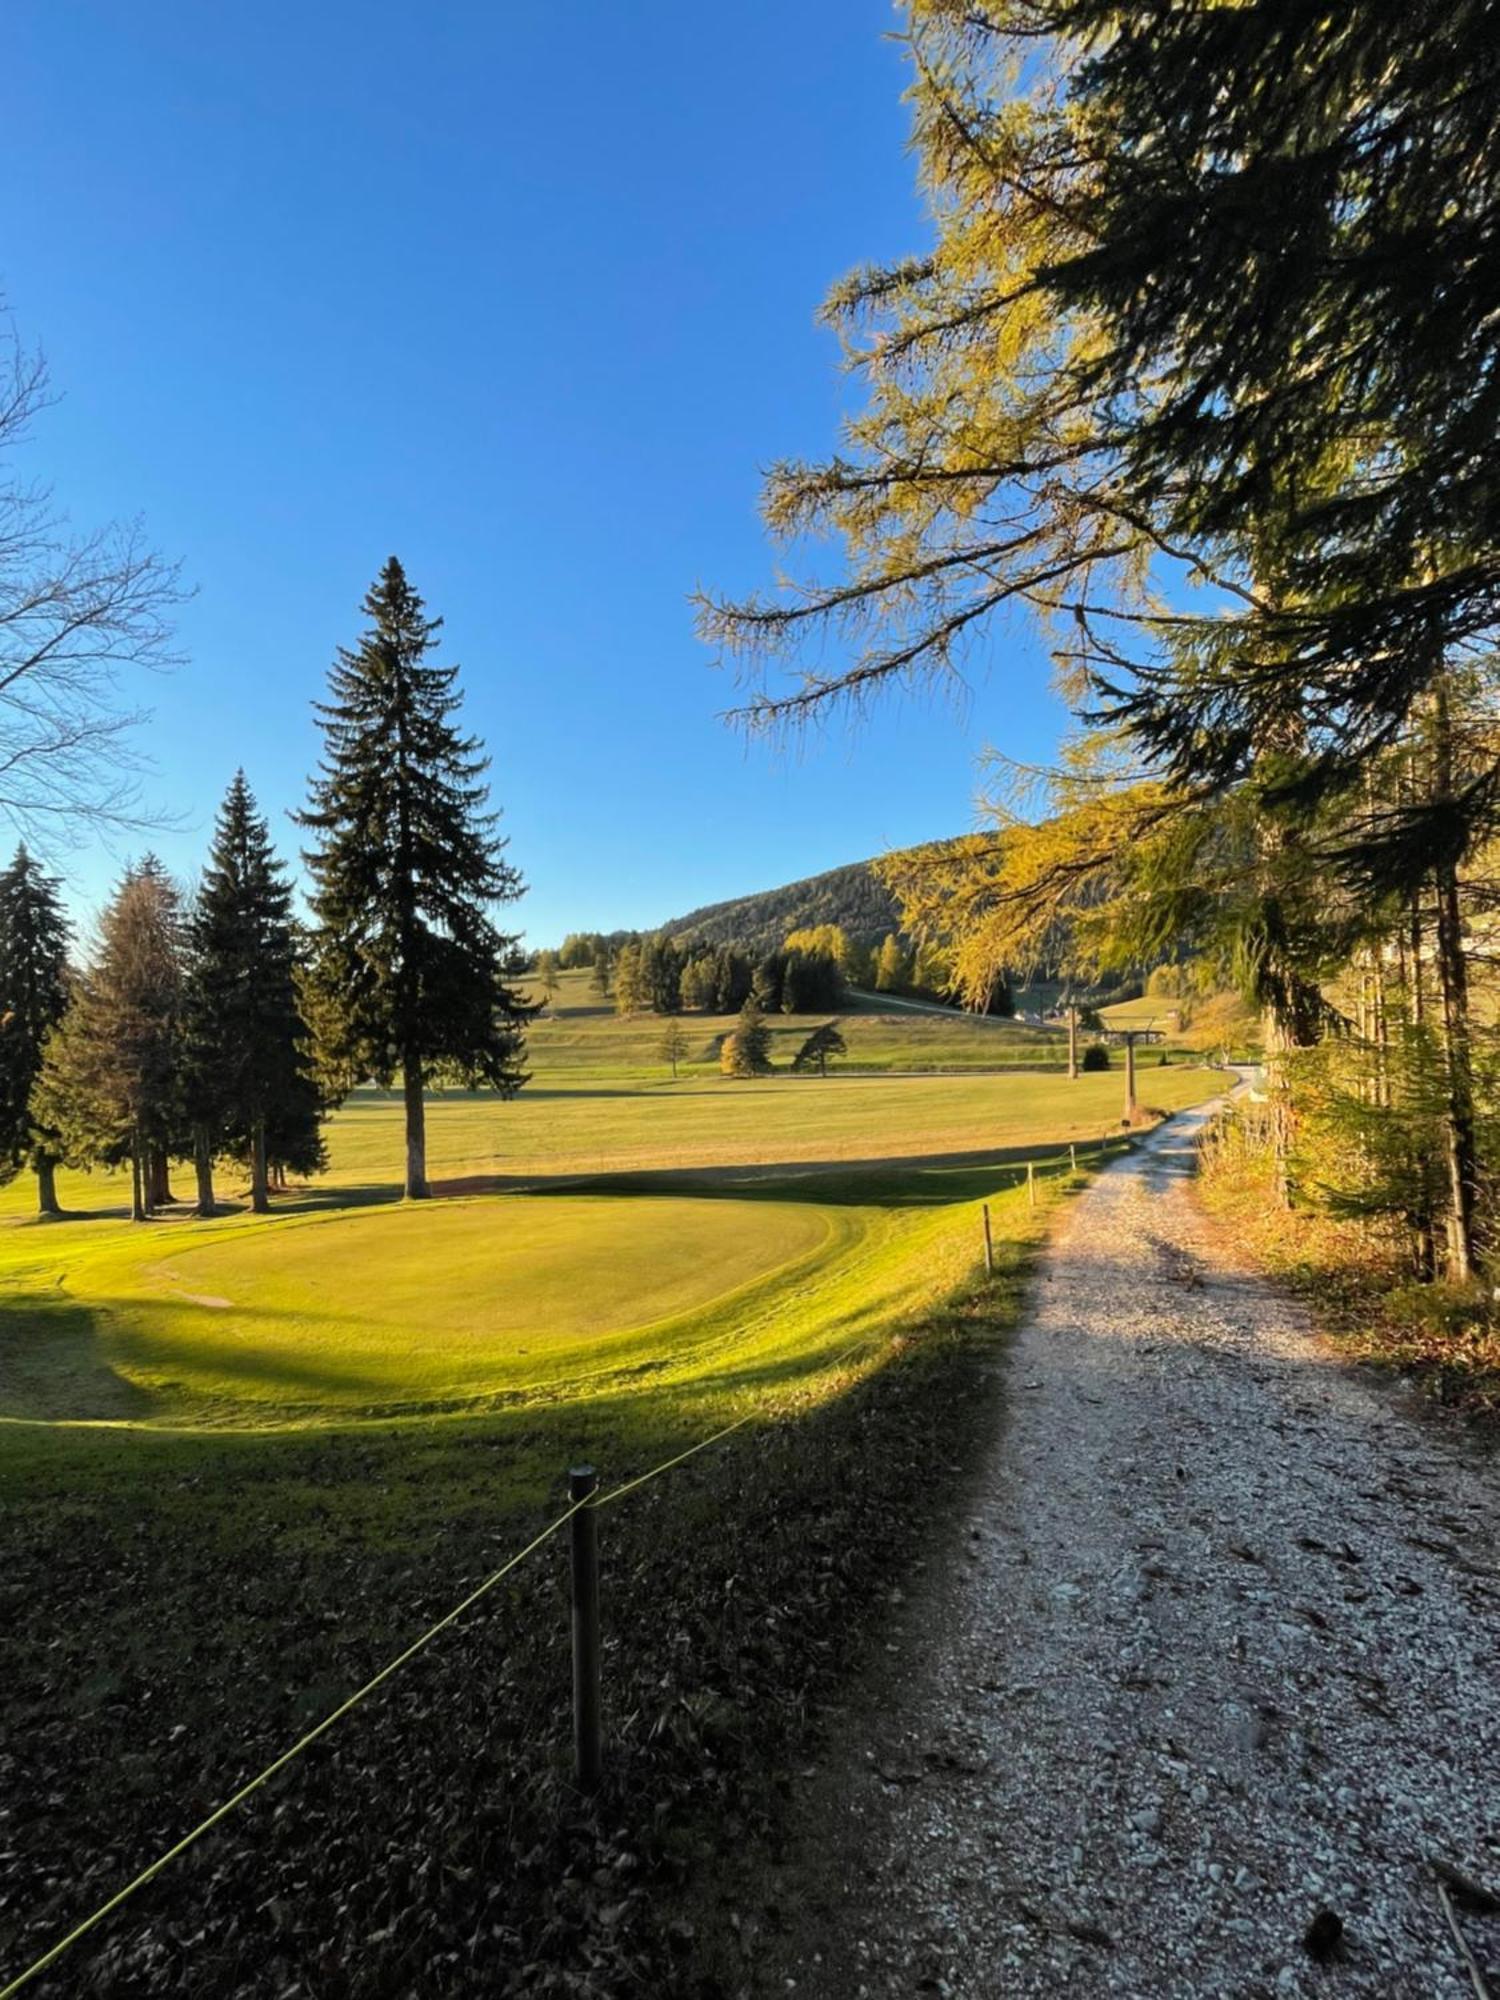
438, 1137, 1133, 1210
0, 1292, 422, 1427
0, 1295, 160, 1423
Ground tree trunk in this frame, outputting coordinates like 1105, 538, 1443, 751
250, 1115, 270, 1214
193, 1126, 216, 1217
1123, 1033, 1138, 1122
403, 1055, 430, 1199
1426, 672, 1481, 1281
1067, 1006, 1078, 1081
1433, 860, 1480, 1281
131, 1134, 146, 1223
148, 1145, 175, 1209
1262, 1007, 1295, 1207
36, 1155, 61, 1219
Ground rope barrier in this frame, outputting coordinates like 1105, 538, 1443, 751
2, 1376, 856, 2000
0, 1503, 584, 2000
0, 1170, 1046, 1997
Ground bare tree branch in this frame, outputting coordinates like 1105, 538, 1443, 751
0, 311, 185, 849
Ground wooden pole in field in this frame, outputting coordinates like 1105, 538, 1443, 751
1027, 1161, 1036, 1208
981, 1202, 994, 1275
1067, 1005, 1078, 1081
1123, 1031, 1140, 1124
1070, 1141, 1077, 1174
568, 1465, 602, 1791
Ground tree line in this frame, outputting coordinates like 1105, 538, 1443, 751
702, 0, 1500, 1289
0, 559, 529, 1219
537, 921, 1014, 1016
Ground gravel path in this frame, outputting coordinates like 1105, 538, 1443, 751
774, 1103, 1500, 1999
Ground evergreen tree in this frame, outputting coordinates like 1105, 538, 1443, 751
299, 559, 532, 1199
711, 947, 752, 1014
33, 858, 185, 1220
0, 847, 70, 1216
679, 954, 717, 1011
534, 948, 561, 1003
186, 772, 323, 1215
752, 951, 786, 1012
793, 1020, 847, 1077
721, 995, 773, 1077
658, 1017, 689, 1079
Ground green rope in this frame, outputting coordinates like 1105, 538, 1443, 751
0, 1502, 583, 2000
0, 1308, 920, 1994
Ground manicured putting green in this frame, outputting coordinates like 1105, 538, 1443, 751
64, 1195, 832, 1421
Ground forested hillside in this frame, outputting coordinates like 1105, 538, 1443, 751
659, 858, 899, 955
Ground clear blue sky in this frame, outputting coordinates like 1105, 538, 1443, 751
4, 1, 1065, 945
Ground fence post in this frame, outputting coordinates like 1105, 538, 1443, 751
569, 1465, 602, 1791
1027, 1161, 1036, 1208
1069, 1141, 1077, 1175
982, 1201, 994, 1276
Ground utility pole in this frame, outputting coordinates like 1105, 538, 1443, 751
1121, 1030, 1141, 1123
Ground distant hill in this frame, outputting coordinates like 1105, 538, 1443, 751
659, 859, 900, 955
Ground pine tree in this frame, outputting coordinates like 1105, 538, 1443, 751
33, 859, 185, 1220
721, 996, 773, 1077
534, 949, 561, 1003
793, 1020, 847, 1077
679, 954, 716, 1011
0, 847, 71, 1216
186, 772, 323, 1215
658, 1018, 689, 1079
299, 559, 532, 1199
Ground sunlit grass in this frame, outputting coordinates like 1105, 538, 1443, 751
0, 1043, 1221, 1521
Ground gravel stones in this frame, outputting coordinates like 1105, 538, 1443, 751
762, 1104, 1500, 1998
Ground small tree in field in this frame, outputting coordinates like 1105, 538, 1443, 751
658, 1018, 689, 1079
793, 1019, 847, 1077
721, 996, 772, 1077
299, 558, 532, 1199
534, 948, 560, 1005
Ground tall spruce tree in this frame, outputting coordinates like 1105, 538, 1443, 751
0, 846, 71, 1216
299, 558, 531, 1198
186, 772, 322, 1215
33, 858, 185, 1221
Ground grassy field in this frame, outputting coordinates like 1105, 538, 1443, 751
0, 1026, 1222, 1994
1, 1060, 1218, 1448
522, 967, 1066, 1074
1098, 994, 1181, 1033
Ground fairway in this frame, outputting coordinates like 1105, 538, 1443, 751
0, 1059, 1221, 1447
20, 1194, 832, 1425
324, 1066, 1209, 1183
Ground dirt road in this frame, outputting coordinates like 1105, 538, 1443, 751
766, 1104, 1500, 1998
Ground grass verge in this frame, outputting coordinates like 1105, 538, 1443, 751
0, 1146, 1113, 1999
1199, 1117, 1500, 1424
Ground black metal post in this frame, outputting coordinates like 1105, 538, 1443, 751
982, 1201, 994, 1276
568, 1465, 602, 1791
